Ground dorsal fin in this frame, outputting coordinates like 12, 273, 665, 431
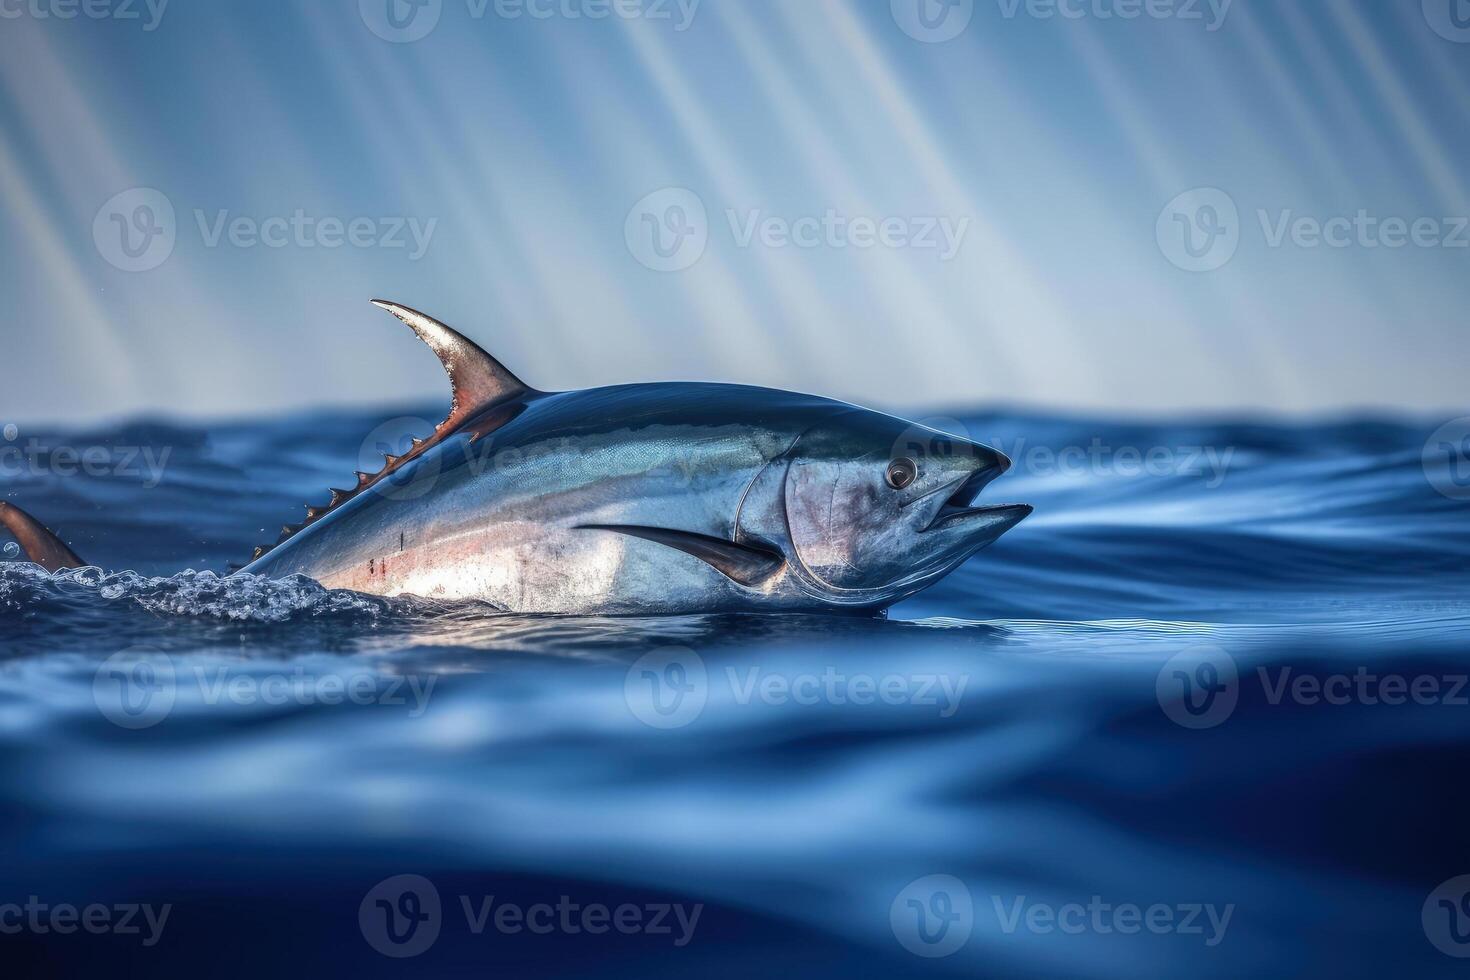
0, 502, 86, 572
242, 301, 537, 569
370, 299, 533, 435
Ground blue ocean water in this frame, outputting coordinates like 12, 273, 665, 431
1, 407, 1468, 977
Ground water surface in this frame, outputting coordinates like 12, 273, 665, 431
2, 408, 1467, 977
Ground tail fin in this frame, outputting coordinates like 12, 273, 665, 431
0, 502, 85, 572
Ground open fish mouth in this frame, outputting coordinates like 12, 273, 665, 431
921, 458, 1032, 534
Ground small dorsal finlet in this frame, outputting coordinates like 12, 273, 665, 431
244, 301, 537, 565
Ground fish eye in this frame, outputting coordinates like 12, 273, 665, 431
885, 457, 918, 490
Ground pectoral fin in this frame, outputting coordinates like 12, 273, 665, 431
578, 525, 784, 587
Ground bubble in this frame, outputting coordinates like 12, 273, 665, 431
3, 542, 19, 559
2, 424, 16, 441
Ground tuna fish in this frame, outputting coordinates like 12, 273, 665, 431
2, 301, 1030, 615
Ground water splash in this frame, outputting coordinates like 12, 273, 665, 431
0, 564, 388, 622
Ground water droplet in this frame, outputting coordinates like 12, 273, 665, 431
3, 542, 19, 559
2, 424, 16, 441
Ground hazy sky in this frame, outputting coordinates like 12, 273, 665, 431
1, 0, 1467, 424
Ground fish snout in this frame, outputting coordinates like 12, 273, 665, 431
918, 442, 1029, 536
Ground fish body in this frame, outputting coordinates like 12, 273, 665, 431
5, 302, 1031, 615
